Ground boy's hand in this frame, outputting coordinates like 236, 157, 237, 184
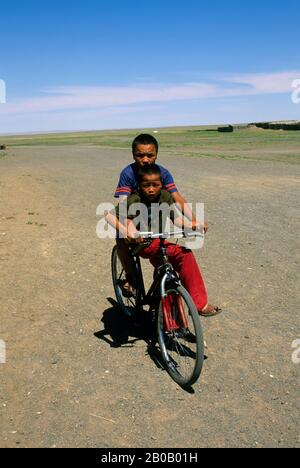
127, 234, 145, 244
191, 221, 209, 234
126, 221, 144, 244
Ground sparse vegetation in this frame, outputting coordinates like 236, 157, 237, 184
1, 123, 299, 164
251, 121, 300, 131
218, 125, 234, 133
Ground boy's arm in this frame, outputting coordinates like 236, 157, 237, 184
172, 192, 209, 232
105, 212, 129, 238
173, 215, 208, 234
114, 169, 133, 199
173, 215, 192, 230
162, 166, 207, 230
105, 212, 144, 243
172, 192, 197, 226
118, 195, 128, 204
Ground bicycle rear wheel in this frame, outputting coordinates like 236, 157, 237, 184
111, 246, 139, 318
157, 285, 204, 388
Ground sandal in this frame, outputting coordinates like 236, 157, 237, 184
199, 305, 222, 318
121, 282, 136, 298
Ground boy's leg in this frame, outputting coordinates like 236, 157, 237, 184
140, 241, 221, 315
164, 243, 208, 312
116, 238, 137, 286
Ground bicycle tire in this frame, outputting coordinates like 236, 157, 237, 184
111, 246, 139, 318
157, 285, 204, 388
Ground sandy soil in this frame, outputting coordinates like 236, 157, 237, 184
0, 146, 299, 448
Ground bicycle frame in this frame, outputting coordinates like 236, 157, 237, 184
133, 238, 182, 329
129, 230, 203, 330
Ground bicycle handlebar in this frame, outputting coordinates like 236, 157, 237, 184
138, 230, 204, 240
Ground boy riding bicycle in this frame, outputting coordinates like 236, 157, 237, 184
107, 163, 222, 317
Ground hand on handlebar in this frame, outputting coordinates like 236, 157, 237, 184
191, 221, 209, 234
127, 233, 145, 244
126, 222, 145, 244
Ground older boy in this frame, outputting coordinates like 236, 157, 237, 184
114, 134, 204, 294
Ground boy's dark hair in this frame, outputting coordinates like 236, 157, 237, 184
137, 164, 162, 184
132, 134, 159, 155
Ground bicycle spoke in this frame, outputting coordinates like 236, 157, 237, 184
118, 269, 124, 282
112, 246, 140, 318
126, 296, 136, 307
158, 287, 203, 387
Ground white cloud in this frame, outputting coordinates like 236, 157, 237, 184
1, 83, 217, 114
0, 79, 6, 104
1, 71, 299, 117
0, 70, 299, 132
228, 71, 300, 94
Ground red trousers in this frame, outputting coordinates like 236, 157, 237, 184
139, 240, 208, 312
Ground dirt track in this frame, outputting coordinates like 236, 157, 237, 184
0, 146, 299, 448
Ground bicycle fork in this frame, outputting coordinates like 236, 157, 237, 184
160, 272, 188, 332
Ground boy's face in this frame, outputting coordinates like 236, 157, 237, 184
139, 174, 163, 201
133, 143, 158, 167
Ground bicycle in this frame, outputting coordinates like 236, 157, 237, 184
111, 230, 205, 388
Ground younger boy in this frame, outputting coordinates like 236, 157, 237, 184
107, 164, 221, 317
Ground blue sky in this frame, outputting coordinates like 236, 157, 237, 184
0, 0, 299, 133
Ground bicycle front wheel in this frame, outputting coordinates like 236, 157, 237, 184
157, 285, 204, 388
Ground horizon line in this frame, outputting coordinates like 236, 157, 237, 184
1, 119, 299, 138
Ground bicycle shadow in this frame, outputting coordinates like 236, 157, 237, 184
94, 298, 206, 394
94, 298, 158, 350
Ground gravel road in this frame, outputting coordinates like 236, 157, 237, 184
0, 146, 299, 448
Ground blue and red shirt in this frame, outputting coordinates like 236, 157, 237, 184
114, 163, 178, 198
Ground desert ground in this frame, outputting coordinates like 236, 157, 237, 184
0, 127, 299, 448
